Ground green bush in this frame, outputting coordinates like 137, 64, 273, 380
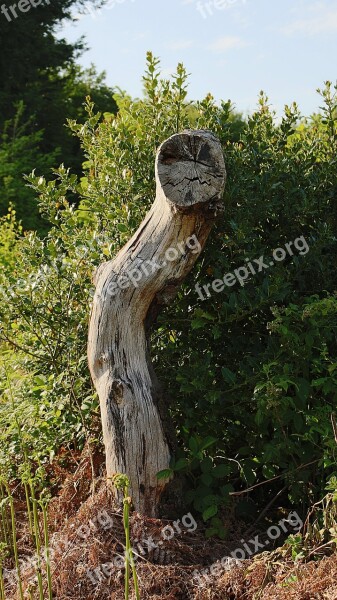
0, 55, 336, 528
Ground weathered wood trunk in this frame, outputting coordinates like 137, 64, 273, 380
88, 129, 226, 515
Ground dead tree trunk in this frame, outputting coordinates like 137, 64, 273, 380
88, 129, 226, 515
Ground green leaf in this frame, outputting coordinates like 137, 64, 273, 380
191, 318, 206, 330
203, 505, 218, 521
213, 464, 231, 478
221, 368, 236, 385
201, 457, 213, 473
199, 436, 218, 451
241, 464, 256, 486
203, 494, 219, 507
205, 527, 218, 538
220, 484, 234, 497
188, 437, 199, 454
156, 469, 173, 480
201, 473, 213, 486
174, 458, 189, 472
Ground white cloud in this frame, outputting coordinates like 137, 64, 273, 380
282, 5, 337, 36
209, 36, 249, 52
167, 40, 194, 51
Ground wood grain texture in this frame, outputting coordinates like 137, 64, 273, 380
88, 129, 226, 515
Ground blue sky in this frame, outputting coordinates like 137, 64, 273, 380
60, 0, 337, 116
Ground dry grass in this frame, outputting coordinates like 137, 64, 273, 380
3, 448, 337, 600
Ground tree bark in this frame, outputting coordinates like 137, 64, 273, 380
88, 129, 226, 516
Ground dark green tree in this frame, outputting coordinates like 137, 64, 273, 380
0, 0, 117, 231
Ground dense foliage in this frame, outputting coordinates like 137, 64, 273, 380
0, 54, 336, 534
0, 0, 117, 231
0, 0, 105, 123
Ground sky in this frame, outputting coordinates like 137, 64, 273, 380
59, 0, 337, 117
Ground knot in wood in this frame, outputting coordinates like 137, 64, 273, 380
110, 380, 125, 406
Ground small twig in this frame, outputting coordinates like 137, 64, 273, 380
244, 485, 288, 537
229, 460, 319, 496
331, 412, 337, 444
306, 539, 336, 560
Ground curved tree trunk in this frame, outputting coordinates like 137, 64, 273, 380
88, 129, 226, 516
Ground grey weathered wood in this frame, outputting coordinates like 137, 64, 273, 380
88, 129, 226, 515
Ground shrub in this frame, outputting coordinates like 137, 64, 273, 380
0, 56, 336, 528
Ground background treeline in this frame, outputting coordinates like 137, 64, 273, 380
0, 46, 336, 539
0, 0, 117, 232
